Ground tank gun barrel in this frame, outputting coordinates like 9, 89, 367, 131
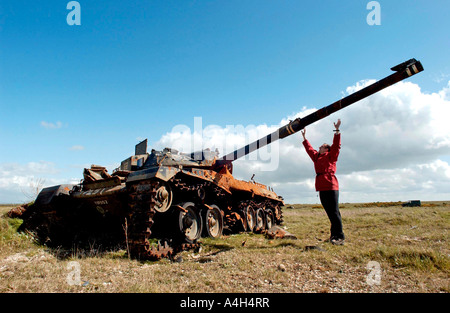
218, 58, 423, 163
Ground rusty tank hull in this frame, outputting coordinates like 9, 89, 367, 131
17, 58, 423, 260
20, 143, 284, 260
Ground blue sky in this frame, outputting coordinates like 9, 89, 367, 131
1, 1, 449, 203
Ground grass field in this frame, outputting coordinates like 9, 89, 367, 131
0, 202, 448, 293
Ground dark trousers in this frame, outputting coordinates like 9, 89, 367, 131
319, 190, 345, 240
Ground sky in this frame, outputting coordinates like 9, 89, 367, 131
1, 0, 449, 204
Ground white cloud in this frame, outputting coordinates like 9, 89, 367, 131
0, 161, 77, 204
336, 159, 450, 203
438, 80, 450, 101
69, 145, 85, 151
40, 121, 63, 129
433, 72, 450, 84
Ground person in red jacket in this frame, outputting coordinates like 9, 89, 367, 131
301, 119, 345, 245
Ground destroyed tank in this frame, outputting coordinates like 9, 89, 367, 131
20, 141, 284, 259
17, 58, 423, 260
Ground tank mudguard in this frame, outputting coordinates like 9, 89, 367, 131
35, 184, 75, 206
126, 166, 181, 183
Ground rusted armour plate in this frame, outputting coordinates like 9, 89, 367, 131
7, 204, 29, 218
265, 225, 297, 240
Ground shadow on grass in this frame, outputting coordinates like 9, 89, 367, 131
265, 241, 327, 252
40, 241, 128, 261
201, 242, 235, 252
211, 232, 325, 252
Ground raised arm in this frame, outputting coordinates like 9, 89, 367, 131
302, 128, 318, 161
329, 120, 341, 162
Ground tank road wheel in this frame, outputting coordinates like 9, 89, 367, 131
254, 208, 266, 233
176, 202, 203, 243
202, 204, 224, 238
243, 205, 256, 232
265, 210, 274, 230
154, 183, 173, 213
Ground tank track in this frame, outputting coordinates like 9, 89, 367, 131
126, 179, 199, 260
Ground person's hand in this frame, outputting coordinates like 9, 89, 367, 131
301, 128, 306, 140
334, 119, 341, 131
